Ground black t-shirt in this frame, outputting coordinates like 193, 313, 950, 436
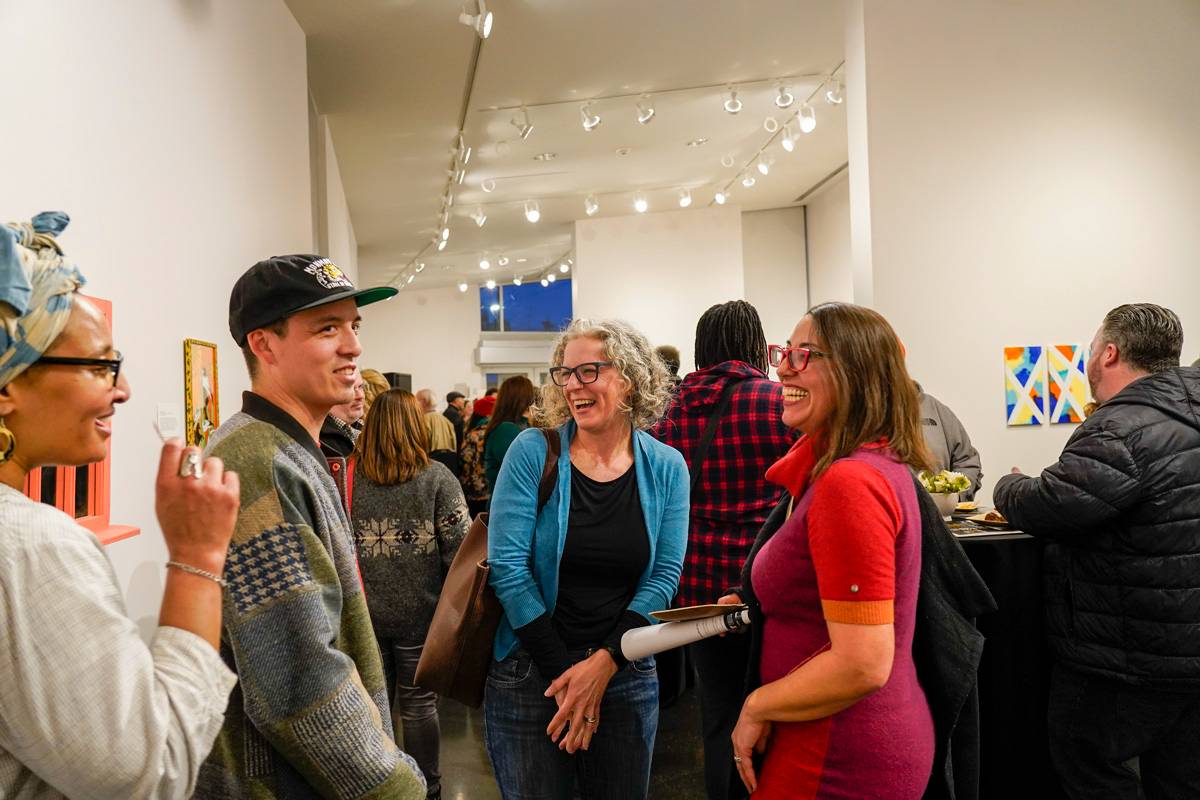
552, 463, 651, 649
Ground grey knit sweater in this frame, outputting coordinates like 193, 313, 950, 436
350, 461, 470, 643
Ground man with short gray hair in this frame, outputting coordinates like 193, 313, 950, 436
995, 303, 1200, 799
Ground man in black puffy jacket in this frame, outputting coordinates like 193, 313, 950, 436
995, 303, 1200, 800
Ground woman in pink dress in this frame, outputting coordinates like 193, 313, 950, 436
726, 302, 936, 799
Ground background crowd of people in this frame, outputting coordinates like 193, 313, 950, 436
3, 213, 1199, 800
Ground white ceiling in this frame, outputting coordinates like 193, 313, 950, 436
285, 0, 848, 290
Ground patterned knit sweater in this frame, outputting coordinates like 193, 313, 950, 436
349, 460, 469, 643
195, 392, 426, 800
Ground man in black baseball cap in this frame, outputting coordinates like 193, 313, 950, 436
196, 255, 426, 799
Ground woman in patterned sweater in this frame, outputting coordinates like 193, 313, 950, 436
349, 389, 470, 800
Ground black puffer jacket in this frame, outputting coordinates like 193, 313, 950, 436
994, 366, 1200, 688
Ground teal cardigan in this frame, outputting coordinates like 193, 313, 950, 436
488, 420, 690, 662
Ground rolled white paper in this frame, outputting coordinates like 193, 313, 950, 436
620, 609, 752, 661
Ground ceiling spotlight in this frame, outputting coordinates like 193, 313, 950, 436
714, 190, 728, 205
781, 124, 795, 153
547, 273, 557, 283
524, 200, 541, 223
481, 178, 497, 193
721, 154, 735, 168
580, 103, 601, 132
471, 207, 487, 227
825, 79, 844, 105
458, 0, 493, 39
415, 262, 426, 273
723, 88, 742, 114
540, 277, 550, 288
533, 152, 557, 161
510, 107, 533, 140
686, 137, 709, 147
445, 192, 454, 207
799, 103, 817, 134
456, 167, 466, 185
437, 239, 448, 251
406, 274, 415, 285
756, 157, 773, 176
441, 226, 450, 241
763, 117, 780, 134
498, 255, 509, 266
741, 175, 756, 188
678, 189, 692, 208
636, 95, 656, 125
486, 279, 496, 290
558, 263, 569, 274
775, 86, 795, 109
480, 258, 490, 270
513, 276, 522, 286
458, 134, 472, 164
458, 282, 468, 292
633, 192, 648, 213
585, 195, 599, 216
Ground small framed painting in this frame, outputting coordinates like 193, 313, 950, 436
183, 338, 220, 447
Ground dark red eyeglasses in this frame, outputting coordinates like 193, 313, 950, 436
767, 344, 828, 372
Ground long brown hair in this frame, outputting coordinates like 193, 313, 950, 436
806, 302, 933, 478
485, 375, 536, 440
353, 389, 430, 485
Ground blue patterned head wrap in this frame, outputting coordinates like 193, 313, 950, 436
0, 212, 87, 388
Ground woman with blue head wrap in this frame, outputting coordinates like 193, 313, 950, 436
0, 213, 244, 798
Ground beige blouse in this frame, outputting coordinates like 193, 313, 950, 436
0, 484, 236, 799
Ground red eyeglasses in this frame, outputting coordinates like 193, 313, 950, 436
768, 344, 828, 372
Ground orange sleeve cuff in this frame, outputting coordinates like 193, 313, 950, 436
821, 598, 895, 625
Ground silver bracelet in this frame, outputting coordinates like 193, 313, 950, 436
166, 560, 228, 588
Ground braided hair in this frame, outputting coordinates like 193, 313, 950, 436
693, 300, 768, 372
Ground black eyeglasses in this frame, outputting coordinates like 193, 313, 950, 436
768, 344, 828, 372
549, 361, 613, 387
34, 351, 124, 387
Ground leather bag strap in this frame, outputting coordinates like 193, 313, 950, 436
690, 379, 744, 493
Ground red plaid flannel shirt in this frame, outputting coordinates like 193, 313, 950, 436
651, 360, 797, 609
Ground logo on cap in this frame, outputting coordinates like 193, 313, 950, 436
305, 258, 353, 290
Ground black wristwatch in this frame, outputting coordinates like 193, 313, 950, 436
586, 645, 621, 667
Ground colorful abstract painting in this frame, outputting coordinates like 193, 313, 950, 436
1004, 346, 1047, 426
1048, 344, 1090, 424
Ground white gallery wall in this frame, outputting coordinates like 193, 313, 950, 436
358, 284, 486, 397
573, 205, 745, 374
317, 114, 360, 285
0, 0, 313, 630
741, 207, 809, 345
804, 171, 853, 305
854, 0, 1200, 503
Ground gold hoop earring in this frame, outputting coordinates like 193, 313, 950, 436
0, 419, 14, 465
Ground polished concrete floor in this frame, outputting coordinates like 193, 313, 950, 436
433, 685, 707, 800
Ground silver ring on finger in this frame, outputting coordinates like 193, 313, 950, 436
179, 451, 204, 479
733, 755, 744, 763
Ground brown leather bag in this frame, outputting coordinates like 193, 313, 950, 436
415, 427, 560, 707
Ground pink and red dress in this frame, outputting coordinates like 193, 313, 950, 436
750, 437, 934, 799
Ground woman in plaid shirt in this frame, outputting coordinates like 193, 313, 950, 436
651, 300, 796, 800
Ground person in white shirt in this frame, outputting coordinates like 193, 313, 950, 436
0, 212, 241, 799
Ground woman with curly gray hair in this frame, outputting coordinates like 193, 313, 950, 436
485, 318, 689, 799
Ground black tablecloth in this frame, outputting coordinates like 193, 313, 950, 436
959, 533, 1066, 800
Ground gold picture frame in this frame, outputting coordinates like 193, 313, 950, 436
183, 338, 220, 447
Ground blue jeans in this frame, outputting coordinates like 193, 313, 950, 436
484, 650, 659, 800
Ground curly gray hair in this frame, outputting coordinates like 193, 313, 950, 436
539, 318, 673, 430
